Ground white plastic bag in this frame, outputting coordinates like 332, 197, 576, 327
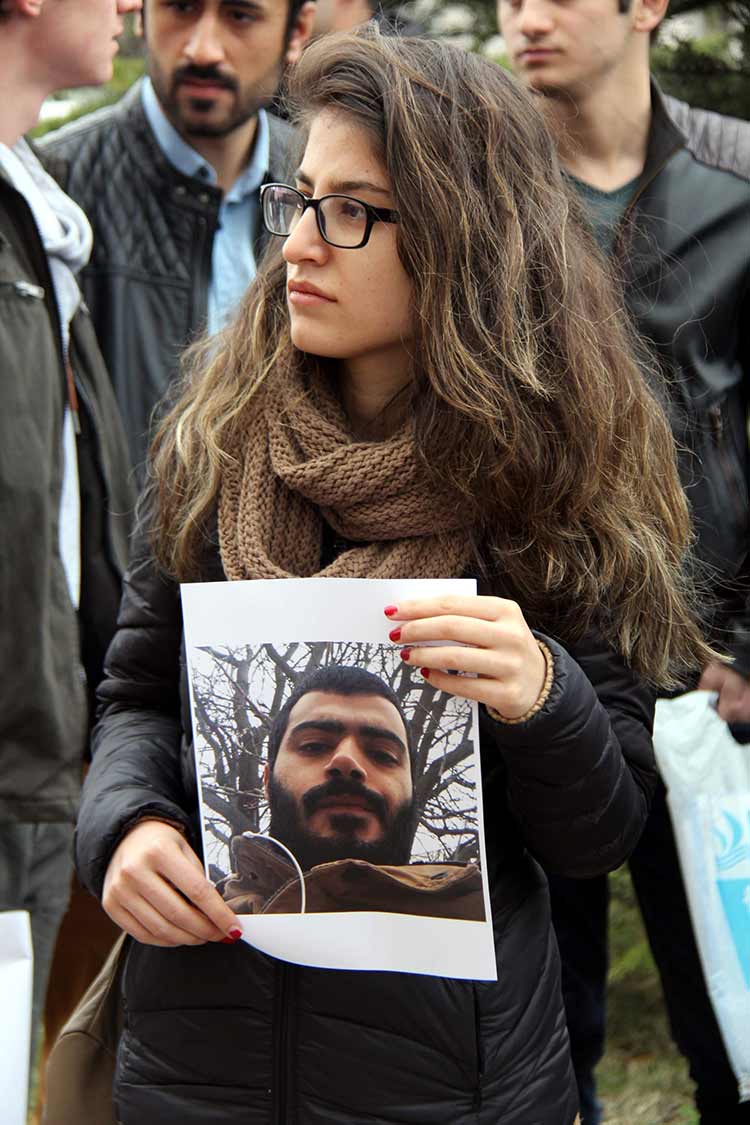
0, 910, 33, 1125
653, 692, 750, 1102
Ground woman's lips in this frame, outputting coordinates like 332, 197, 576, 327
288, 283, 335, 306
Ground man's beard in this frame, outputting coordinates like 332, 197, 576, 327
267, 773, 418, 872
148, 58, 282, 139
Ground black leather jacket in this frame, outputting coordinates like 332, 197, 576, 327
619, 87, 750, 672
40, 83, 300, 473
0, 169, 132, 822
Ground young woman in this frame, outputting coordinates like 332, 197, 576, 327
75, 30, 713, 1125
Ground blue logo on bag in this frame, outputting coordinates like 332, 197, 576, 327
712, 809, 750, 989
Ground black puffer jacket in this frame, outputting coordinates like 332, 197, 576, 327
77, 516, 656, 1125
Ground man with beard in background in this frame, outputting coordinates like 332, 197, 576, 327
219, 665, 485, 920
41, 0, 315, 477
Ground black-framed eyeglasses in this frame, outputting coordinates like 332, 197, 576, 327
261, 182, 400, 250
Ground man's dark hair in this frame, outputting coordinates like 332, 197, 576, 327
267, 664, 414, 772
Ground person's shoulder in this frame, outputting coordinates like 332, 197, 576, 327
39, 82, 142, 159
665, 94, 750, 183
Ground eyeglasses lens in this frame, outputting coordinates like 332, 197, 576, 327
265, 187, 368, 248
318, 197, 368, 248
265, 187, 303, 236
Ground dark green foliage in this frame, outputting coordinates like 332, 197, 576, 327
653, 5, 750, 121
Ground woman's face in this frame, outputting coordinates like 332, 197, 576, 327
283, 110, 414, 382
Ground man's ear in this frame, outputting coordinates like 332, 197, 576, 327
263, 762, 270, 801
285, 0, 316, 65
9, 0, 45, 17
632, 0, 668, 36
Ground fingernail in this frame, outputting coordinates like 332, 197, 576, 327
384, 605, 398, 617
420, 668, 430, 678
221, 936, 236, 944
400, 647, 412, 662
389, 627, 401, 642
228, 927, 242, 941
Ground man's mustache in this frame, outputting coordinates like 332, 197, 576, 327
302, 778, 388, 825
173, 65, 238, 94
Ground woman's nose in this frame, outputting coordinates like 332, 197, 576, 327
283, 206, 329, 265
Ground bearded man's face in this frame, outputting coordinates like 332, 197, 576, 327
267, 690, 416, 869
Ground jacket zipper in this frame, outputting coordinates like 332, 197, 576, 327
272, 962, 292, 1125
0, 275, 80, 432
69, 331, 125, 581
0, 183, 77, 424
472, 984, 484, 1113
193, 205, 217, 329
708, 402, 747, 527
0, 279, 45, 300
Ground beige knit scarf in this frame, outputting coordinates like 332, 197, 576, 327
218, 365, 473, 581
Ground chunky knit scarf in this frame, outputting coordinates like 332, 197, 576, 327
218, 365, 473, 581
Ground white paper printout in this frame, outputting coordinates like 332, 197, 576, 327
182, 578, 496, 980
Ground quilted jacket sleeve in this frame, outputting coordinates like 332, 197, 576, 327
75, 510, 194, 899
483, 631, 657, 878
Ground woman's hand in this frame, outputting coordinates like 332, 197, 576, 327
386, 595, 547, 720
102, 819, 242, 947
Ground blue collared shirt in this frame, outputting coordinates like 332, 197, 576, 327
141, 78, 270, 335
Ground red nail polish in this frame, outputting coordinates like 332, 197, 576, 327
221, 936, 235, 944
400, 647, 412, 662
228, 927, 242, 941
420, 668, 430, 678
384, 605, 398, 617
389, 627, 401, 642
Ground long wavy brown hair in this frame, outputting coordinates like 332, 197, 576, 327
150, 28, 715, 686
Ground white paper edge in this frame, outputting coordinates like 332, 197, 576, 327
0, 910, 33, 1125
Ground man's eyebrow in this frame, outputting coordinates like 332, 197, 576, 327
221, 0, 265, 11
294, 170, 392, 198
289, 719, 407, 754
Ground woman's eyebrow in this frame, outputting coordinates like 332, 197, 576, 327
294, 169, 391, 197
